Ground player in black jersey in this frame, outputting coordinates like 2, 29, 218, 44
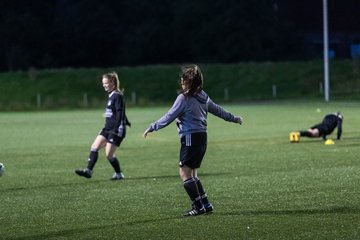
75, 72, 130, 180
299, 112, 343, 140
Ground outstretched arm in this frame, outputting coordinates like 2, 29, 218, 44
143, 94, 186, 138
337, 118, 343, 140
208, 98, 243, 125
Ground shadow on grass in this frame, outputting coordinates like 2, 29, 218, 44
3, 172, 231, 192
292, 137, 360, 147
9, 207, 359, 239
296, 139, 359, 147
3, 179, 108, 192
9, 216, 183, 240
292, 139, 324, 144
125, 172, 230, 181
220, 206, 360, 216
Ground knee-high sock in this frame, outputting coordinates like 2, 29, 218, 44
108, 156, 121, 173
86, 149, 98, 171
300, 131, 312, 137
183, 178, 203, 209
195, 177, 210, 206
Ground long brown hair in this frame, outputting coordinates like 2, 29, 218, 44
180, 64, 203, 96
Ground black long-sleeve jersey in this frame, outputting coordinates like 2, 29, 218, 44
104, 91, 128, 138
320, 112, 343, 140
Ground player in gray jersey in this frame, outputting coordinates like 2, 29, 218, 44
144, 65, 243, 216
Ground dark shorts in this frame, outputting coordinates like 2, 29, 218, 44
311, 124, 330, 136
179, 132, 207, 169
99, 128, 124, 147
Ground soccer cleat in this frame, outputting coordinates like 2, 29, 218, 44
110, 172, 124, 180
183, 207, 206, 217
204, 203, 214, 213
192, 203, 214, 213
75, 169, 92, 179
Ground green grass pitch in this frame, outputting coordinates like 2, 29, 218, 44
1, 101, 359, 239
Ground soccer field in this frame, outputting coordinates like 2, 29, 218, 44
1, 101, 359, 239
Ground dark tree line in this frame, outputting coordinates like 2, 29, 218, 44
0, 0, 359, 72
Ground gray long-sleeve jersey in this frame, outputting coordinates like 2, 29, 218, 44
147, 90, 237, 138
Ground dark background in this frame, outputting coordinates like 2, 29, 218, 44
0, 0, 359, 72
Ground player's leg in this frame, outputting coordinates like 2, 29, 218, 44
300, 128, 320, 137
193, 170, 213, 213
105, 141, 124, 180
308, 128, 320, 137
180, 166, 205, 216
88, 135, 107, 170
75, 135, 107, 178
179, 133, 208, 216
300, 130, 313, 137
191, 142, 213, 212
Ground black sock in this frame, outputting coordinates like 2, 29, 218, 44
183, 178, 203, 210
86, 150, 98, 171
108, 157, 121, 173
195, 177, 210, 206
300, 131, 312, 137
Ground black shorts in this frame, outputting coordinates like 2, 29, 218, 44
311, 124, 330, 136
99, 128, 124, 147
179, 132, 207, 169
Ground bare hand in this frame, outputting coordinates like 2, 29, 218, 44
235, 116, 243, 125
143, 129, 150, 138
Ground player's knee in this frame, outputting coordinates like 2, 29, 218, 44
179, 168, 186, 180
90, 147, 99, 152
179, 167, 192, 181
91, 142, 102, 150
312, 131, 320, 137
309, 129, 320, 137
